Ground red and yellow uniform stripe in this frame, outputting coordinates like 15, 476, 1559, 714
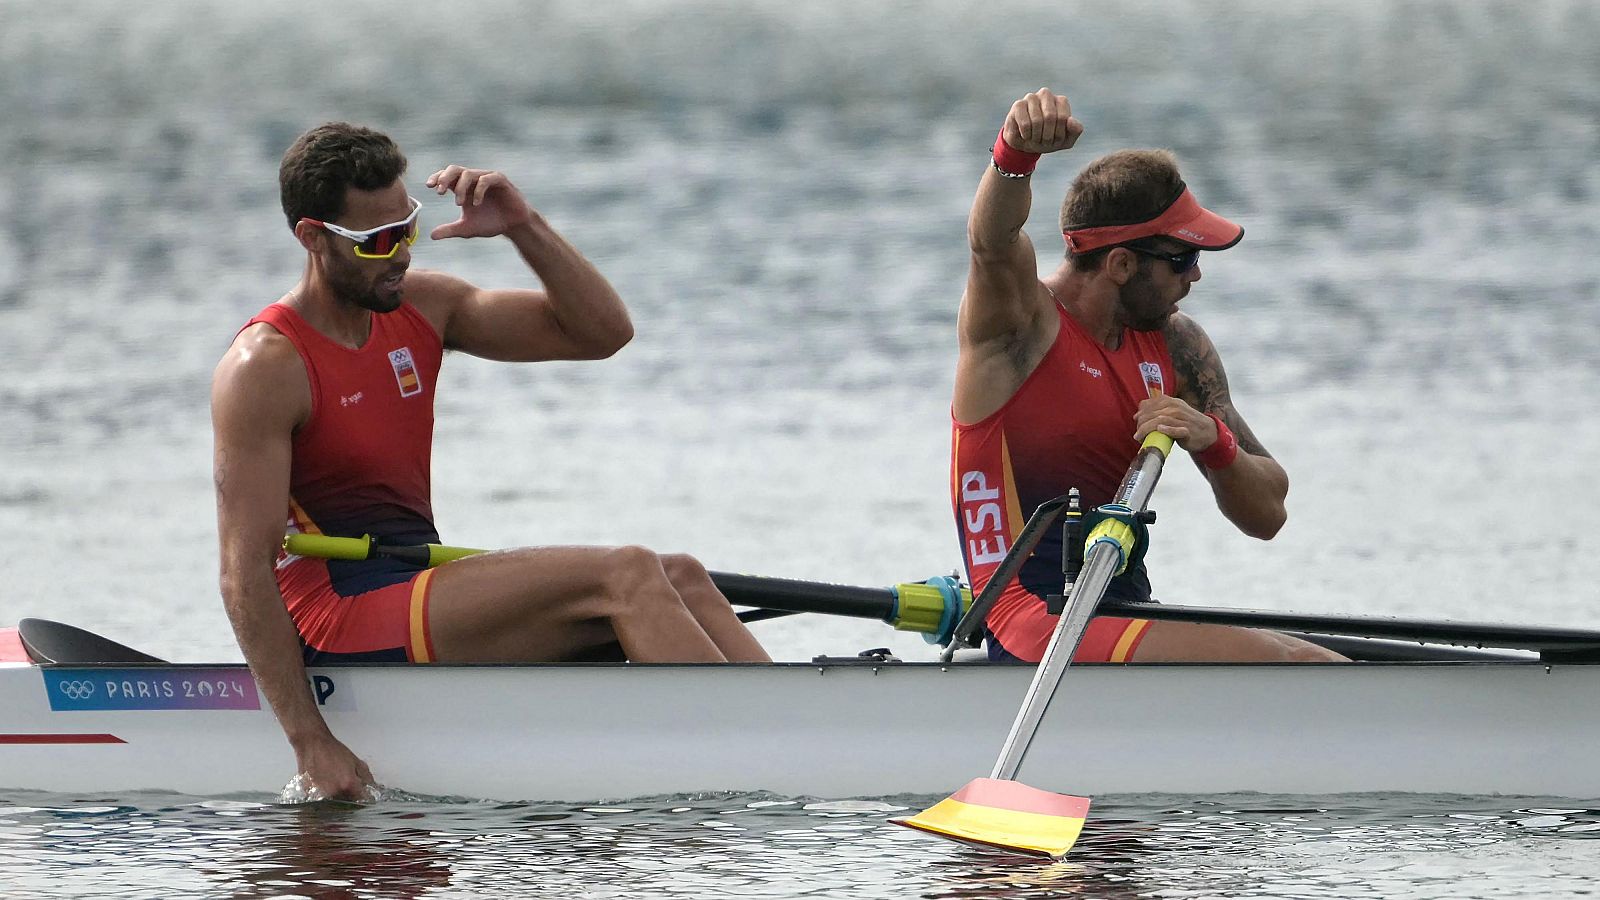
407, 568, 437, 663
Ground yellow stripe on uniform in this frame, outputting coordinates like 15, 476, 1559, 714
894, 796, 1086, 858
998, 432, 1026, 540
408, 568, 436, 663
1109, 618, 1152, 663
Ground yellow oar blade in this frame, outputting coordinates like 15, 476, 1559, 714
890, 777, 1089, 859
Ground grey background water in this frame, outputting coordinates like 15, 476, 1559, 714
2, 0, 1598, 896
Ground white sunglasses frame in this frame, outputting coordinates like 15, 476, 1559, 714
301, 196, 422, 258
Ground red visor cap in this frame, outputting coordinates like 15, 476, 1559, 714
1063, 185, 1243, 254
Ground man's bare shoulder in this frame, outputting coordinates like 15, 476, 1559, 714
1162, 311, 1230, 407
1162, 310, 1214, 350
402, 268, 475, 304
1162, 311, 1226, 373
217, 322, 300, 383
399, 268, 476, 336
401, 267, 473, 294
213, 323, 311, 429
953, 282, 1061, 424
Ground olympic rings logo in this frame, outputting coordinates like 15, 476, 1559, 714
58, 680, 97, 700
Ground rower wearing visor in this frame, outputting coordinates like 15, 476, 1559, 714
951, 88, 1345, 665
212, 122, 770, 803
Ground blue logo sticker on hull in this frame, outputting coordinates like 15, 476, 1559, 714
44, 668, 261, 711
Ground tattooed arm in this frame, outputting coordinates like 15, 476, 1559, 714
1136, 312, 1289, 539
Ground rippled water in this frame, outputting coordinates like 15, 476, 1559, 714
3, 0, 1599, 896
2, 792, 1597, 899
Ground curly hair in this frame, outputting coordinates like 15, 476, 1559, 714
279, 123, 408, 230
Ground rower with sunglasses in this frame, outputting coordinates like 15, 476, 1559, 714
951, 88, 1344, 665
212, 123, 771, 802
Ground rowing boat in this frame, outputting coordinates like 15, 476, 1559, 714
4, 615, 1599, 800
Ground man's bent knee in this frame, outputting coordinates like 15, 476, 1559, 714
600, 544, 673, 611
1282, 635, 1348, 663
659, 552, 712, 586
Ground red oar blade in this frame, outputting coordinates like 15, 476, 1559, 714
890, 777, 1090, 859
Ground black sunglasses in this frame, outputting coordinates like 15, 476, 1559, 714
1121, 244, 1201, 275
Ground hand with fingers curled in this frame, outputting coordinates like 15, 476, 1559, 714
290, 733, 380, 804
1133, 394, 1221, 454
425, 165, 536, 241
1002, 87, 1085, 156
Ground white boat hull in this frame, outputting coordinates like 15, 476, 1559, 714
3, 659, 1596, 799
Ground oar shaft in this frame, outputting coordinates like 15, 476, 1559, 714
989, 537, 1124, 781
989, 434, 1173, 782
707, 572, 896, 620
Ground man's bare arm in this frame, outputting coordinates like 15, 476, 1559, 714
212, 328, 374, 797
414, 166, 633, 363
954, 88, 1086, 423
1162, 312, 1290, 539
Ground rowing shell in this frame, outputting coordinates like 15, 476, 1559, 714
4, 644, 1598, 799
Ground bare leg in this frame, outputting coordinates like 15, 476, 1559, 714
660, 553, 772, 663
425, 544, 727, 663
1131, 621, 1347, 663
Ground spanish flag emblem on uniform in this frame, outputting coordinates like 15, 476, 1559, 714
389, 347, 423, 398
892, 777, 1089, 858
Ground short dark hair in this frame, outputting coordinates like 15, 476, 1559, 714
279, 123, 407, 230
1060, 149, 1185, 272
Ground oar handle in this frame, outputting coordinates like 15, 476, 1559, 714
284, 534, 482, 568
284, 533, 374, 560
1141, 430, 1175, 457
282, 534, 972, 641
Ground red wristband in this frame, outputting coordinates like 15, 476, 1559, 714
991, 129, 1041, 177
1196, 413, 1239, 469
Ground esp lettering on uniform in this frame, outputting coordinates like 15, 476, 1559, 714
960, 470, 1010, 566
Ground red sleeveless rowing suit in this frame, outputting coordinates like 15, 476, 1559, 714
951, 300, 1175, 663
245, 301, 445, 664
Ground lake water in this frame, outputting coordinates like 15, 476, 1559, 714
2, 0, 1598, 896
2, 791, 1598, 899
